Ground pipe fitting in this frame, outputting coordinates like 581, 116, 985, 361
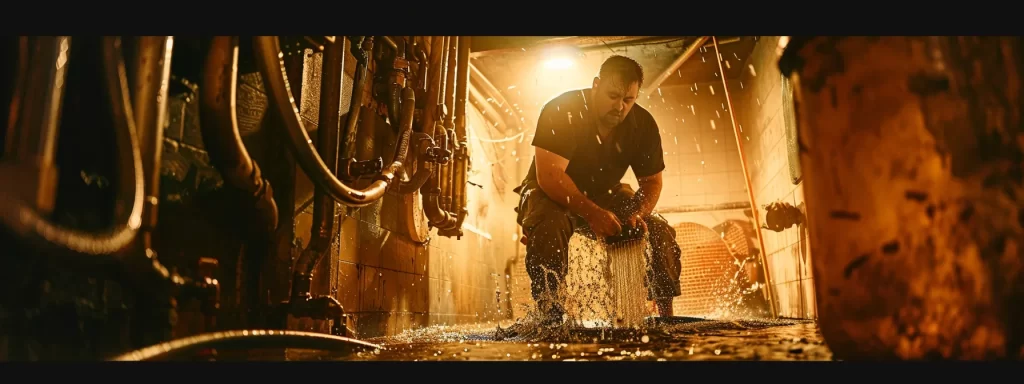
761, 200, 804, 232
254, 36, 403, 208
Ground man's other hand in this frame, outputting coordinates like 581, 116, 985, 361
586, 208, 623, 237
625, 214, 648, 233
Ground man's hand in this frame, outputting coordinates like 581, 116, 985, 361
625, 214, 648, 233
584, 208, 623, 237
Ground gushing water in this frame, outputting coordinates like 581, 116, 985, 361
606, 237, 649, 329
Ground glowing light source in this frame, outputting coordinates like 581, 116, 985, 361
543, 57, 574, 70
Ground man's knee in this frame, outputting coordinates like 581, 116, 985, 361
643, 213, 682, 298
525, 213, 574, 245
523, 211, 575, 274
644, 213, 679, 248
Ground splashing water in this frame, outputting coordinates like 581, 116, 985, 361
606, 236, 649, 329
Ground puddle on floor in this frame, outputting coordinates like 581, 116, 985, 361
283, 317, 833, 361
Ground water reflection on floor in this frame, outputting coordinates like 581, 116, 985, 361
290, 318, 833, 361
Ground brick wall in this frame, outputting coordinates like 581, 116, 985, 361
732, 36, 816, 319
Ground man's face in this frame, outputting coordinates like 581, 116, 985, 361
590, 74, 639, 128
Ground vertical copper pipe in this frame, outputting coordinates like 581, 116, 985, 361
443, 37, 457, 130
451, 36, 471, 234
421, 37, 457, 229
4, 36, 70, 214
4, 37, 30, 150
420, 36, 445, 134
342, 37, 373, 162
0, 36, 144, 257
292, 37, 345, 298
438, 37, 455, 211
713, 36, 777, 318
131, 36, 174, 247
200, 37, 279, 233
454, 36, 470, 148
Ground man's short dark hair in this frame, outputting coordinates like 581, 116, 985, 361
598, 55, 644, 88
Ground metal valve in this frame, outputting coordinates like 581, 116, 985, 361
344, 157, 384, 179
424, 146, 452, 164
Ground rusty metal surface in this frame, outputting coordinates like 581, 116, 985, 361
790, 36, 1024, 360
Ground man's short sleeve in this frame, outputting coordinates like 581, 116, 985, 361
631, 114, 666, 178
530, 99, 577, 160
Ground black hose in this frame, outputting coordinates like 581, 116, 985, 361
109, 329, 380, 361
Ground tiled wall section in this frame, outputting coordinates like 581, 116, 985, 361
732, 36, 816, 319
642, 81, 748, 209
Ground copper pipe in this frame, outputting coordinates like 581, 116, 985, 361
3, 36, 69, 214
656, 201, 751, 214
395, 133, 435, 194
702, 36, 741, 48
131, 36, 174, 244
110, 329, 380, 361
385, 38, 406, 133
419, 36, 445, 133
396, 36, 445, 194
255, 36, 397, 208
421, 37, 459, 229
643, 36, 708, 97
341, 37, 373, 163
4, 37, 30, 147
424, 123, 455, 229
442, 37, 457, 130
468, 62, 521, 129
379, 36, 398, 51
713, 36, 777, 318
450, 36, 471, 234
0, 36, 144, 256
438, 37, 456, 211
467, 83, 506, 132
200, 37, 278, 233
424, 177, 456, 229
291, 37, 346, 298
454, 36, 470, 141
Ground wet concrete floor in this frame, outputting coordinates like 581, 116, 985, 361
289, 317, 833, 361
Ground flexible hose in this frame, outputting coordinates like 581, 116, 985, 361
109, 329, 380, 361
0, 36, 143, 257
254, 36, 405, 208
200, 36, 279, 234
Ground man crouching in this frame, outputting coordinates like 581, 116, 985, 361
514, 55, 683, 326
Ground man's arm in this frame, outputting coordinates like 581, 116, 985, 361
633, 171, 663, 217
535, 147, 601, 216
535, 147, 622, 236
627, 112, 667, 231
622, 172, 663, 232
